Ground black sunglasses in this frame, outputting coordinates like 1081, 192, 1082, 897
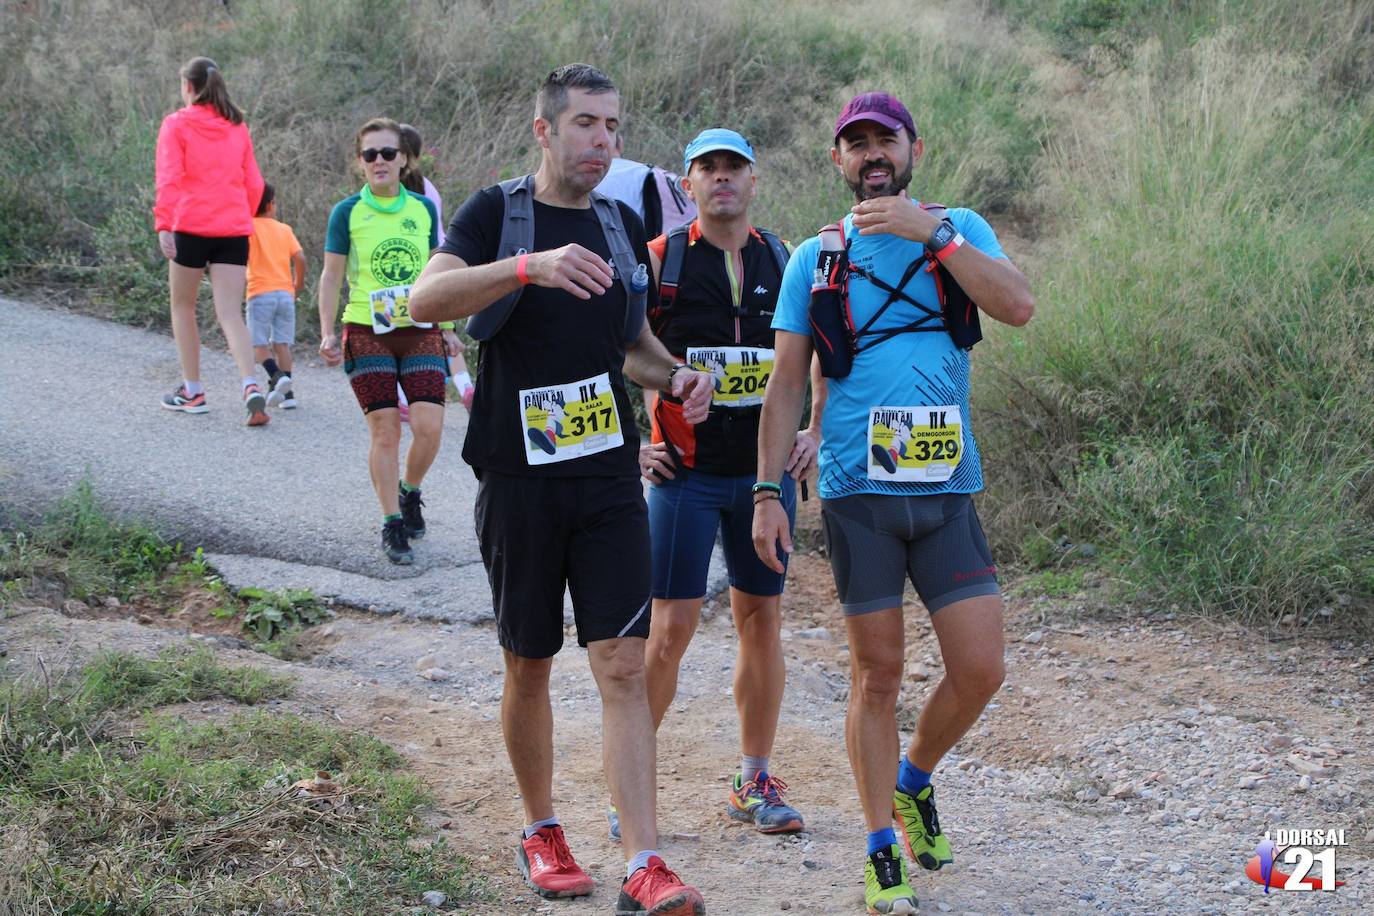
360, 147, 400, 163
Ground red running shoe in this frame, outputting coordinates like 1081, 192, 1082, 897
515, 826, 594, 899
160, 385, 208, 414
616, 856, 705, 916
243, 384, 269, 426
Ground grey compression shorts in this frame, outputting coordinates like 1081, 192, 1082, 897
821, 492, 1000, 616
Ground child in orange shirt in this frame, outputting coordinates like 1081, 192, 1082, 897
245, 183, 306, 408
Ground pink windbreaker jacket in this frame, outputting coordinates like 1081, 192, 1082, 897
154, 103, 264, 236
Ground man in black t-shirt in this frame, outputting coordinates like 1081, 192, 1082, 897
410, 64, 710, 916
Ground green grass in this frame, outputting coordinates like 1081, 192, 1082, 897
1020, 567, 1088, 598
1, 480, 180, 604
0, 652, 482, 913
3, 485, 336, 651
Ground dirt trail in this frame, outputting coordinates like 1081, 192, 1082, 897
6, 532, 1372, 915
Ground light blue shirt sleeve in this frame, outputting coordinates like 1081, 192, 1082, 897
949, 208, 1006, 260
772, 235, 819, 336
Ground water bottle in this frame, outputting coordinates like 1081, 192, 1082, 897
815, 223, 845, 289
631, 262, 650, 294
809, 222, 854, 378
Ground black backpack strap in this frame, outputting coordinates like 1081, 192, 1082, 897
641, 167, 664, 238
655, 224, 692, 316
758, 229, 791, 281
466, 175, 536, 341
588, 190, 647, 342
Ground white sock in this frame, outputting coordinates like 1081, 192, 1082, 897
241, 376, 259, 392
742, 755, 769, 780
627, 849, 659, 877
183, 380, 203, 396
523, 815, 560, 839
397, 384, 409, 407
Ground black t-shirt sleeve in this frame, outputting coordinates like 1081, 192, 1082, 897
438, 186, 503, 265
617, 200, 659, 318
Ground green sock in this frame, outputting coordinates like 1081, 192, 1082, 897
384, 513, 402, 524
400, 480, 419, 493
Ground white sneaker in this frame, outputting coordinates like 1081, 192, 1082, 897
266, 374, 292, 408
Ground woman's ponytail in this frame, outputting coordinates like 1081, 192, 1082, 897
180, 56, 244, 125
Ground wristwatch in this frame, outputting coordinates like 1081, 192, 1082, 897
927, 218, 964, 261
667, 362, 689, 387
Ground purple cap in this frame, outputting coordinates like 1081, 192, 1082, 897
834, 92, 917, 140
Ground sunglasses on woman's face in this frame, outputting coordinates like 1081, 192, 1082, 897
360, 147, 400, 163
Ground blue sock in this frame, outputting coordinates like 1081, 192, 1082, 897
897, 757, 931, 796
867, 828, 898, 856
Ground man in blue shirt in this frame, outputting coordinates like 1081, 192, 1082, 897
753, 92, 1033, 914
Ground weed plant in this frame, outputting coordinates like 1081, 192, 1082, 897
0, 651, 479, 912
1, 481, 179, 603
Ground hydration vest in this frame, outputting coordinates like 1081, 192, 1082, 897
655, 223, 790, 317
809, 204, 982, 379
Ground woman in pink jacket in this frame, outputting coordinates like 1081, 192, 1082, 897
155, 56, 270, 426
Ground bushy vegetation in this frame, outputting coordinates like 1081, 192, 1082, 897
0, 0, 1039, 331
2, 0, 1371, 627
978, 0, 1374, 626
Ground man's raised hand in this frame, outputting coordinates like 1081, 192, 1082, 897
526, 244, 615, 300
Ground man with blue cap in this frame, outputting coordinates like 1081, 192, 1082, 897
611, 127, 825, 846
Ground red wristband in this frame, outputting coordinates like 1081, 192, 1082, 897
932, 232, 965, 262
516, 253, 531, 286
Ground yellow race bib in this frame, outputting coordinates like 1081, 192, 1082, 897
868, 405, 963, 482
520, 372, 623, 465
686, 346, 774, 408
369, 285, 432, 334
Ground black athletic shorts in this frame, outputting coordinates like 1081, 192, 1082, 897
821, 492, 1000, 615
474, 471, 651, 658
172, 232, 250, 269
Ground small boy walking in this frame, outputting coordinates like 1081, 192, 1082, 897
245, 183, 306, 408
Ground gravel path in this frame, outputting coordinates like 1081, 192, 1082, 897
3, 299, 1371, 913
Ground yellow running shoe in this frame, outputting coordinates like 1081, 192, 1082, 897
893, 784, 953, 871
864, 845, 918, 914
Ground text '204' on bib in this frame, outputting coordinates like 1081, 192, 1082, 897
686, 346, 774, 408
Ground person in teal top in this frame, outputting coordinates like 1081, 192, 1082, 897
317, 117, 461, 565
754, 92, 1034, 914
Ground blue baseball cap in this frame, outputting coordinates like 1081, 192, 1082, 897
682, 128, 756, 173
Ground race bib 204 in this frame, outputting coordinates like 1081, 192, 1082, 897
369, 285, 432, 334
867, 405, 962, 482
686, 346, 774, 408
520, 372, 623, 465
